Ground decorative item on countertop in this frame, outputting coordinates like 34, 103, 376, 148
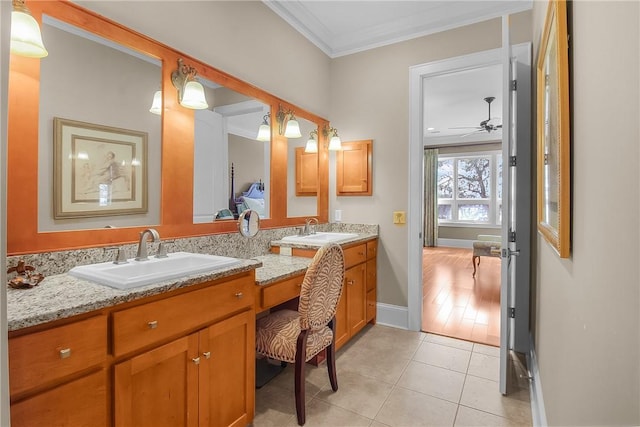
7, 260, 45, 289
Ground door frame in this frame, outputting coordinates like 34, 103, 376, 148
407, 43, 531, 344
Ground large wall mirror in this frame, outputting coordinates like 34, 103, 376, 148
6, 0, 329, 255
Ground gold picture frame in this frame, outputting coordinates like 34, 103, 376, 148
536, 0, 571, 258
54, 118, 148, 219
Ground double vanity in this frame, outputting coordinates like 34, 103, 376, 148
6, 226, 378, 427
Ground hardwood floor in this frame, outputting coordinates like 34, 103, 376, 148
422, 246, 501, 347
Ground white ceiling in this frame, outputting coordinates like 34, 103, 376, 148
264, 0, 531, 144
263, 0, 532, 58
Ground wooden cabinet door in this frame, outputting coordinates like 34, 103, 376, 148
11, 370, 108, 427
334, 290, 349, 349
199, 310, 255, 427
346, 263, 367, 337
295, 147, 318, 195
336, 140, 372, 196
114, 334, 199, 427
366, 258, 377, 323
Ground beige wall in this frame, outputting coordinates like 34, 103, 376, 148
531, 1, 640, 424
77, 1, 332, 117
329, 12, 532, 306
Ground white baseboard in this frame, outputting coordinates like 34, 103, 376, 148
376, 303, 409, 329
437, 238, 473, 248
527, 334, 547, 426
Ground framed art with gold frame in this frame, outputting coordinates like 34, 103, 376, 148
536, 0, 571, 258
54, 117, 148, 219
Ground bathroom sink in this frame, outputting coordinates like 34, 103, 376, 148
69, 251, 242, 290
281, 232, 359, 245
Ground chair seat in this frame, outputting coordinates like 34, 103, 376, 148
256, 309, 333, 363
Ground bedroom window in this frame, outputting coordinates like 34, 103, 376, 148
437, 152, 502, 226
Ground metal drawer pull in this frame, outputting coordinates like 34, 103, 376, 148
192, 357, 200, 365
59, 348, 71, 359
147, 320, 158, 329
347, 280, 355, 285
203, 351, 211, 359
234, 292, 243, 299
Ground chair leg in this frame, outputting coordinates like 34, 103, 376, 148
295, 330, 309, 426
472, 255, 480, 277
327, 318, 338, 391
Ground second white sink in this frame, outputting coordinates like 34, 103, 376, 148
69, 251, 242, 290
281, 232, 359, 245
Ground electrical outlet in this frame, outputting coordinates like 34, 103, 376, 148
393, 211, 406, 224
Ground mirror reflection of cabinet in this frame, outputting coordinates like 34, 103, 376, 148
336, 140, 373, 196
287, 117, 318, 218
295, 147, 317, 196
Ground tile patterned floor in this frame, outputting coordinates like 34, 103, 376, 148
252, 324, 532, 426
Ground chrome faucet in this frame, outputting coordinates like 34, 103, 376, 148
135, 228, 160, 261
303, 218, 318, 235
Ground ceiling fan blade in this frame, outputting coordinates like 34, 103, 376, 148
449, 126, 482, 130
461, 130, 484, 138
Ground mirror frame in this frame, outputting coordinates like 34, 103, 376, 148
7, 0, 329, 255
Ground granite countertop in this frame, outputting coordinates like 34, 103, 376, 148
269, 232, 378, 250
253, 254, 313, 286
7, 259, 262, 332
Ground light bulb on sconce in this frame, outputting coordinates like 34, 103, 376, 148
256, 113, 271, 141
324, 126, 342, 151
149, 90, 162, 115
10, 0, 48, 58
305, 129, 318, 153
171, 58, 208, 110
276, 105, 302, 138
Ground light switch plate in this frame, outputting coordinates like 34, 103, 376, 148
334, 209, 342, 222
393, 211, 406, 224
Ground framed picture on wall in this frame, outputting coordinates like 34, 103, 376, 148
536, 0, 571, 258
54, 117, 148, 218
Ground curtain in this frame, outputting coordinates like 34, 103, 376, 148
423, 148, 438, 247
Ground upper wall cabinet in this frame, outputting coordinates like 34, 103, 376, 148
336, 140, 373, 196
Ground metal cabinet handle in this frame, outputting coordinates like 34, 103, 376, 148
203, 351, 211, 359
59, 348, 71, 359
192, 357, 200, 365
234, 292, 243, 299
148, 320, 158, 329
347, 279, 355, 285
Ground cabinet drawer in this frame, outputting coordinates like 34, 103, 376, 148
261, 275, 304, 310
9, 315, 107, 395
366, 240, 378, 260
113, 276, 253, 357
343, 244, 367, 269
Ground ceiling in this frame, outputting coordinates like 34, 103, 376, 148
264, 0, 531, 144
263, 0, 532, 58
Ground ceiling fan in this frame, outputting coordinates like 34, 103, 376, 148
450, 96, 502, 137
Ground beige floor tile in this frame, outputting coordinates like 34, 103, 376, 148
467, 352, 500, 381
253, 383, 297, 426
284, 398, 372, 427
375, 386, 458, 426
473, 342, 500, 357
344, 324, 424, 360
264, 364, 328, 401
370, 421, 391, 427
460, 376, 532, 424
424, 333, 474, 351
455, 405, 531, 426
315, 370, 393, 419
413, 341, 472, 373
397, 360, 466, 403
337, 345, 412, 385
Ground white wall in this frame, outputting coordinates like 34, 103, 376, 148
329, 12, 532, 306
531, 1, 640, 424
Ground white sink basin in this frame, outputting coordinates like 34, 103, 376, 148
281, 232, 359, 245
69, 251, 242, 290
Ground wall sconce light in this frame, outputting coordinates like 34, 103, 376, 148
276, 105, 302, 138
149, 90, 162, 115
305, 129, 318, 153
171, 58, 208, 110
324, 126, 342, 150
10, 0, 48, 58
256, 113, 271, 141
